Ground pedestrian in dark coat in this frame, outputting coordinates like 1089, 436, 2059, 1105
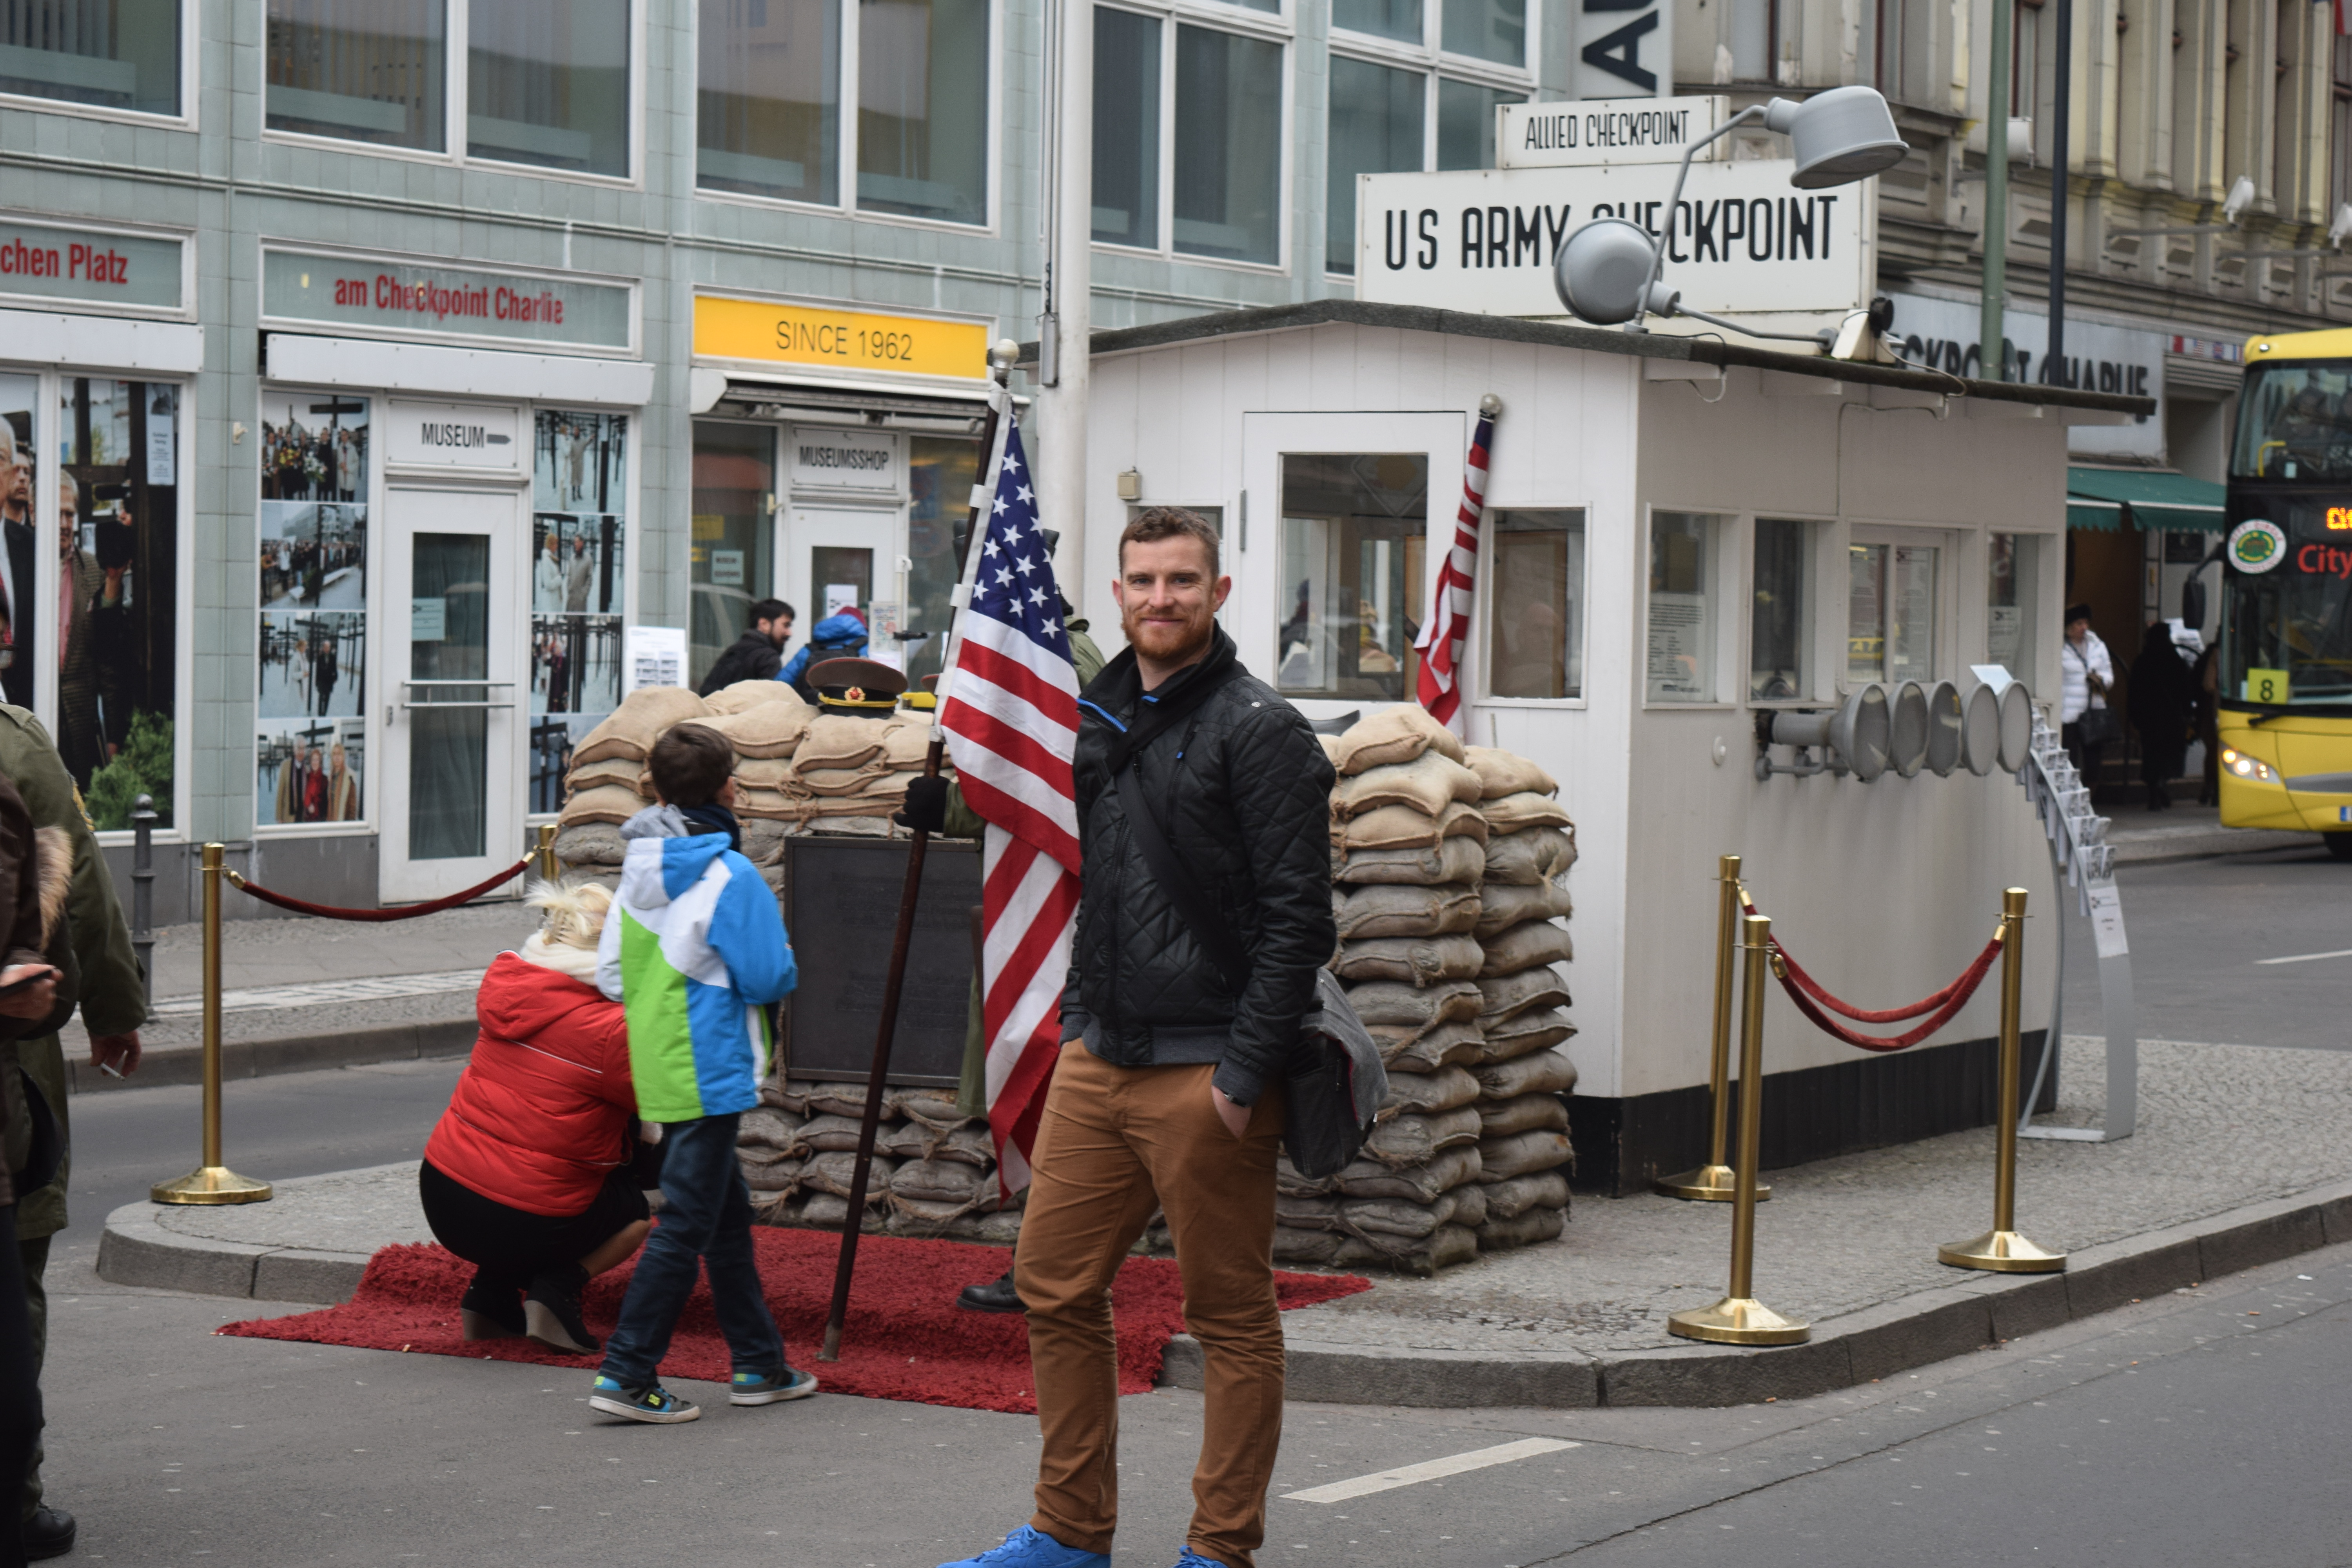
2129, 621, 2196, 809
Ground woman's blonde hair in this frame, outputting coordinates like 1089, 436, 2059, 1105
526, 877, 613, 950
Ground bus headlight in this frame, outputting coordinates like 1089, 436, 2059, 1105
2221, 748, 2276, 782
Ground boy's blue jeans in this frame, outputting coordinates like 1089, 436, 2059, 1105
598, 1112, 785, 1388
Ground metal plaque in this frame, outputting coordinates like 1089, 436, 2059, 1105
781, 835, 981, 1087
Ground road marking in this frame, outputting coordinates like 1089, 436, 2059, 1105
152, 968, 487, 1016
1280, 1437, 1579, 1504
2254, 947, 2352, 966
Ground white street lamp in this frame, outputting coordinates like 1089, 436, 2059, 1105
1552, 86, 1909, 337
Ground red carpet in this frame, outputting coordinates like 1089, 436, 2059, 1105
218, 1229, 1371, 1413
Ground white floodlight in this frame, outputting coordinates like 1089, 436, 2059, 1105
2223, 175, 2255, 225
1552, 87, 1909, 335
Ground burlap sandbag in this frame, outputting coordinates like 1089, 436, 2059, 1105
1276, 1157, 1339, 1200
1377, 1020, 1485, 1073
1332, 836, 1488, 888
803, 1082, 889, 1120
572, 688, 707, 763
1481, 1170, 1570, 1221
1332, 705, 1468, 775
799, 764, 891, 796
1479, 1007, 1577, 1065
1332, 1144, 1481, 1203
1334, 934, 1485, 987
740, 819, 788, 867
560, 784, 650, 826
733, 786, 805, 823
1359, 1105, 1482, 1168
737, 1107, 804, 1151
882, 1122, 993, 1166
1334, 1184, 1485, 1241
740, 1152, 804, 1193
1482, 791, 1574, 834
552, 822, 626, 866
1338, 800, 1488, 852
1334, 883, 1481, 941
705, 679, 808, 717
1476, 964, 1570, 1024
1379, 1064, 1482, 1115
881, 720, 930, 768
795, 1114, 871, 1154
798, 713, 890, 771
1272, 1227, 1347, 1265
1275, 1194, 1345, 1231
1343, 978, 1483, 1031
1485, 826, 1576, 886
565, 757, 647, 794
1332, 1222, 1478, 1274
889, 1158, 991, 1206
1463, 746, 1559, 801
1474, 879, 1573, 939
1475, 1207, 1566, 1250
704, 701, 814, 760
799, 1149, 898, 1199
1332, 752, 1485, 819
1475, 1091, 1570, 1138
1317, 734, 1345, 767
1477, 1128, 1574, 1183
733, 756, 796, 791
1479, 918, 1574, 976
891, 1089, 980, 1131
1472, 1044, 1579, 1100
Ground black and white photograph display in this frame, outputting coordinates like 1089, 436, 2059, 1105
530, 613, 622, 717
259, 610, 364, 719
530, 513, 623, 614
528, 409, 627, 806
258, 393, 370, 824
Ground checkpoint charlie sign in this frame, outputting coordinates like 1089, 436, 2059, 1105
1356, 160, 1871, 319
1497, 97, 1728, 167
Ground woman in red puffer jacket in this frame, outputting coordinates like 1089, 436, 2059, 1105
420, 880, 650, 1354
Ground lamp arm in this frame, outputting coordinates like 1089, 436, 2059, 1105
1665, 301, 1835, 348
1648, 104, 1770, 289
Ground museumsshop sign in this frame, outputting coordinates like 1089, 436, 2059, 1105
1356, 162, 1871, 319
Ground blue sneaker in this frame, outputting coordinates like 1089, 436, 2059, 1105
588, 1375, 700, 1424
1170, 1552, 1228, 1568
937, 1523, 1109, 1568
729, 1365, 819, 1405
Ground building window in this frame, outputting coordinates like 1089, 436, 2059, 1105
1847, 539, 1938, 685
1277, 452, 1427, 700
468, 0, 632, 176
857, 0, 991, 223
1335, 0, 1421, 44
530, 411, 629, 813
906, 436, 983, 682
1987, 532, 2040, 684
1173, 25, 1283, 263
0, 0, 181, 118
1647, 512, 1721, 703
1436, 78, 1511, 169
1487, 508, 1583, 700
256, 392, 370, 829
267, 0, 446, 150
697, 0, 841, 204
1750, 517, 1811, 701
1327, 56, 1425, 274
690, 421, 777, 689
1441, 0, 1522, 66
1093, 7, 1161, 247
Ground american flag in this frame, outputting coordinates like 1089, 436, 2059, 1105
937, 412, 1082, 1195
1412, 410, 1497, 735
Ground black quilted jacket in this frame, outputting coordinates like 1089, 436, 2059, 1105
1059, 627, 1336, 1106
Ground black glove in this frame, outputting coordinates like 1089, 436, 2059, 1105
895, 773, 950, 834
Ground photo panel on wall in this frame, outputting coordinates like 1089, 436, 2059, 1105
261, 392, 369, 503
529, 711, 612, 815
261, 501, 367, 610
531, 613, 622, 719
258, 610, 365, 719
257, 715, 365, 826
531, 513, 624, 615
535, 410, 626, 517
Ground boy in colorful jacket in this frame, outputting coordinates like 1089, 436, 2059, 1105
590, 722, 809, 1424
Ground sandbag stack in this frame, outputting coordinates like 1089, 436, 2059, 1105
739, 1077, 1021, 1243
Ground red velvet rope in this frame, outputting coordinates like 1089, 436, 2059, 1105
1767, 934, 2005, 1053
227, 855, 534, 921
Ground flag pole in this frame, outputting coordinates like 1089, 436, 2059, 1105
820, 342, 1020, 1363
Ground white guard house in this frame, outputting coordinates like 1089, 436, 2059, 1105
1072, 300, 2153, 1195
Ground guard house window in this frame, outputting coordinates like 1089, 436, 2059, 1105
0, 0, 181, 117
1093, 12, 1284, 263
1847, 539, 1938, 685
1647, 511, 1721, 703
857, 0, 991, 223
530, 411, 629, 813
689, 421, 778, 689
1093, 7, 1161, 247
255, 391, 370, 829
1987, 532, 2041, 684
1486, 508, 1584, 700
468, 0, 632, 176
1749, 517, 1811, 701
267, 0, 447, 150
1278, 453, 1428, 701
698, 0, 841, 204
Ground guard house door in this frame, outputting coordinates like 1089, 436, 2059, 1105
780, 506, 900, 672
379, 486, 526, 904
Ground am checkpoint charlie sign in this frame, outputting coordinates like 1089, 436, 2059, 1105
1356, 160, 1872, 319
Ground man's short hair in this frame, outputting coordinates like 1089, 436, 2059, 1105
57, 473, 76, 510
750, 598, 792, 626
648, 723, 734, 807
0, 424, 14, 466
1119, 507, 1220, 578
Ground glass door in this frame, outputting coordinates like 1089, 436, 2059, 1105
379, 487, 523, 904
779, 506, 898, 677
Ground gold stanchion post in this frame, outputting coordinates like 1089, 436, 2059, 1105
535, 822, 560, 882
1938, 887, 2065, 1272
1668, 912, 1808, 1345
151, 844, 272, 1206
1657, 855, 1769, 1202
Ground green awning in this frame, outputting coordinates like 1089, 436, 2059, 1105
2066, 466, 2228, 532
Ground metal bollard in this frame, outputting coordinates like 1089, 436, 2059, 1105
151, 844, 273, 1206
1667, 912, 1809, 1346
1938, 887, 2067, 1272
535, 821, 560, 883
131, 793, 156, 1020
1656, 854, 1771, 1203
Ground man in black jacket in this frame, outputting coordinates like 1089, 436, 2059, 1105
941, 510, 1334, 1568
695, 599, 794, 695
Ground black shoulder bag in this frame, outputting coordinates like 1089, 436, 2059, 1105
1114, 764, 1385, 1179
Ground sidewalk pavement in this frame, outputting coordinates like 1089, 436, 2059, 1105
97, 1033, 2352, 1408
2103, 802, 2315, 864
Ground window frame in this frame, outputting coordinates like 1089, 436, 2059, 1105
0, 0, 196, 129
1474, 500, 1590, 710
262, 0, 649, 192
1842, 521, 1956, 691
1744, 511, 1829, 708
1641, 505, 1739, 710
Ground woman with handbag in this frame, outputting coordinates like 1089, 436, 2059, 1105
2061, 604, 2118, 798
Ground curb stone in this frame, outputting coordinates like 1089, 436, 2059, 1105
68, 1020, 477, 1094
96, 1199, 375, 1305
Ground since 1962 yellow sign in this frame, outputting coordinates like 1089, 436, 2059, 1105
693, 294, 989, 381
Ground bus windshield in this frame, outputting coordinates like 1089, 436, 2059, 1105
2234, 363, 2352, 482
2224, 495, 2352, 705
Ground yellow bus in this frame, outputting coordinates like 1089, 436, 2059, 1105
2223, 328, 2352, 857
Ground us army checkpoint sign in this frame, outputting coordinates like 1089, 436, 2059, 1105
1355, 161, 1874, 321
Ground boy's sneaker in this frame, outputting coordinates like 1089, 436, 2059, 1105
729, 1365, 820, 1405
588, 1375, 700, 1425
523, 1265, 599, 1354
937, 1524, 1109, 1568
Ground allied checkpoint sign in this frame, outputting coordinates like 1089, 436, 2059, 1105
1496, 97, 1729, 168
1356, 160, 1873, 321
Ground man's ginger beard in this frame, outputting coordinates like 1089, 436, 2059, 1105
1120, 577, 1216, 668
